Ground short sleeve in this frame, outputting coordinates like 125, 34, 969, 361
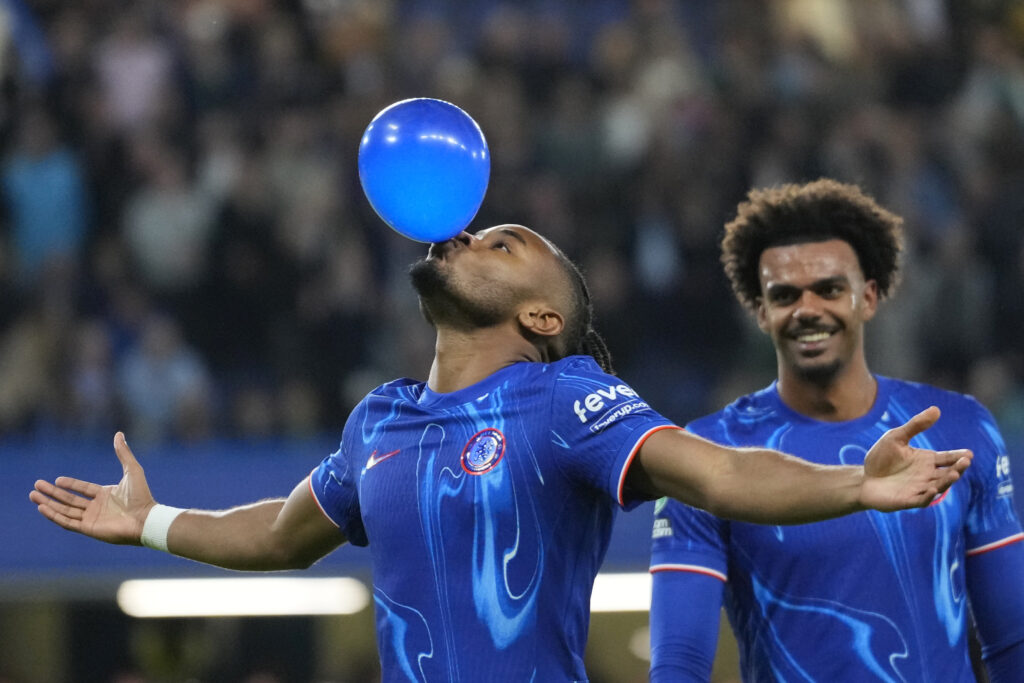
650, 495, 729, 580
964, 401, 1024, 554
309, 401, 370, 547
548, 357, 679, 510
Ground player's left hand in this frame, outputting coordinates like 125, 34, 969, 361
861, 406, 972, 511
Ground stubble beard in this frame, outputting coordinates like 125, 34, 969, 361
791, 356, 843, 388
408, 258, 507, 330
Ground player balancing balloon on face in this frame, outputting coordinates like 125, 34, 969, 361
31, 106, 973, 682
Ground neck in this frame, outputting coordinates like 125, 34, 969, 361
427, 323, 543, 393
776, 356, 877, 422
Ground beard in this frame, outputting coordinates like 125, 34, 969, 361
409, 258, 509, 330
792, 357, 843, 387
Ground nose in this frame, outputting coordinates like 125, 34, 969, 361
792, 291, 824, 321
452, 231, 482, 251
434, 231, 472, 248
453, 231, 472, 246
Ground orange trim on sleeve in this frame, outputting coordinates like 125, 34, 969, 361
306, 470, 340, 529
616, 424, 685, 506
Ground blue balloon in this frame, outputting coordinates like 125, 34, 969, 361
358, 98, 490, 243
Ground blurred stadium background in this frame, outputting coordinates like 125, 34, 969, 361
2, 0, 1024, 681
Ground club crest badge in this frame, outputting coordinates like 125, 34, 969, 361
460, 428, 506, 475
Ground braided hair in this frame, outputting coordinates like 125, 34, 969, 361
553, 251, 615, 374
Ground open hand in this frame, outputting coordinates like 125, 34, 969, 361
29, 432, 155, 545
861, 406, 973, 511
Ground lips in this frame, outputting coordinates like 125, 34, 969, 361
427, 232, 471, 260
427, 239, 456, 260
795, 331, 831, 343
788, 327, 837, 353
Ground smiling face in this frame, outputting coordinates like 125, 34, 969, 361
409, 224, 571, 332
756, 238, 878, 387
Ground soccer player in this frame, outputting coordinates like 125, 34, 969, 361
649, 180, 1024, 682
32, 225, 970, 682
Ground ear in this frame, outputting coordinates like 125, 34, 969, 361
517, 303, 565, 339
860, 279, 879, 321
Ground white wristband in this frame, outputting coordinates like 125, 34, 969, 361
140, 504, 185, 552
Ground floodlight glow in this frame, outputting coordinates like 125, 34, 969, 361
116, 571, 650, 618
590, 572, 652, 612
117, 577, 370, 618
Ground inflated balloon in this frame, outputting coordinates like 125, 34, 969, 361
358, 98, 490, 243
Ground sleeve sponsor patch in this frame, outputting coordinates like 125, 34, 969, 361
652, 517, 673, 539
571, 382, 650, 433
997, 454, 1015, 499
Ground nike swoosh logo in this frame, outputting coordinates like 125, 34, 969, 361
366, 449, 401, 469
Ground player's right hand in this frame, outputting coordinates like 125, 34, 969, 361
29, 432, 156, 545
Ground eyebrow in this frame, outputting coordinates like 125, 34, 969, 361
497, 228, 529, 247
765, 276, 849, 295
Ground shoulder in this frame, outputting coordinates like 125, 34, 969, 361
686, 385, 777, 438
349, 377, 425, 416
883, 376, 1005, 456
883, 376, 992, 421
551, 355, 611, 377
366, 377, 424, 398
550, 355, 649, 402
547, 355, 626, 392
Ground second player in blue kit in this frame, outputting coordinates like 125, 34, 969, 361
649, 179, 1024, 683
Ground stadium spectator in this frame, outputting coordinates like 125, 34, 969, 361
0, 0, 1016, 454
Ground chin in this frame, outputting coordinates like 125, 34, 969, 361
409, 261, 507, 330
409, 258, 445, 298
793, 358, 842, 385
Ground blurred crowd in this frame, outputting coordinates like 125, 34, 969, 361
1, 0, 1024, 447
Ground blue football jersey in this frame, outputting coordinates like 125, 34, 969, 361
311, 356, 677, 682
650, 376, 1024, 683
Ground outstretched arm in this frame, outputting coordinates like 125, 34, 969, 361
627, 406, 972, 524
30, 432, 345, 571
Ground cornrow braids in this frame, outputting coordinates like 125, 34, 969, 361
580, 328, 615, 375
554, 251, 616, 375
